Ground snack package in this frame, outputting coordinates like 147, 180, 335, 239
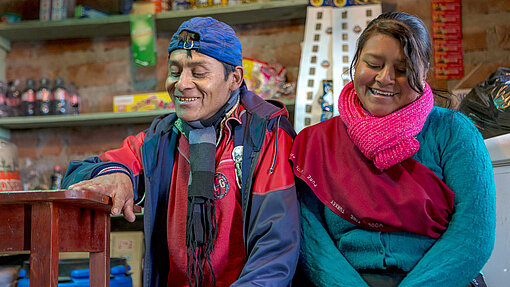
243, 58, 289, 99
113, 91, 173, 112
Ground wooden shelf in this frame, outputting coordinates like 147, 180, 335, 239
0, 98, 295, 130
0, 109, 172, 129
0, 0, 307, 42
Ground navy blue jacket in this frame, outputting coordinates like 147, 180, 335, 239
63, 87, 300, 286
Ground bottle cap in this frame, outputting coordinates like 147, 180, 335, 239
26, 78, 35, 87
54, 77, 64, 87
40, 77, 49, 86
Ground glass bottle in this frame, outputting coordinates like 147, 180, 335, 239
6, 80, 21, 117
21, 78, 37, 116
52, 77, 69, 115
36, 77, 52, 116
0, 81, 8, 118
50, 165, 63, 190
69, 82, 80, 115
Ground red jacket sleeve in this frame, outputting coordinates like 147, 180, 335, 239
98, 131, 146, 177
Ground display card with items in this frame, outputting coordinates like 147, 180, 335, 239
431, 0, 463, 79
294, 1, 381, 132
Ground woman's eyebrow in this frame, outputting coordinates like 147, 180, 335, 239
363, 53, 405, 65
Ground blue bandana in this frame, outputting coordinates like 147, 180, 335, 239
167, 17, 243, 67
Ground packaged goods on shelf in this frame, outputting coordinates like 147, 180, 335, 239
40, 0, 75, 21
130, 14, 157, 66
131, 1, 157, 14
308, 0, 380, 7
40, 0, 51, 21
0, 13, 21, 23
113, 91, 173, 112
74, 5, 110, 18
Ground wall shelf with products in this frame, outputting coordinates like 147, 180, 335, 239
0, 110, 172, 130
0, 0, 308, 42
0, 0, 301, 134
0, 98, 295, 130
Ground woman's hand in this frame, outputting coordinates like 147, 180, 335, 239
69, 173, 136, 222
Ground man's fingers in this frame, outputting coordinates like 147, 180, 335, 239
69, 179, 97, 191
69, 180, 87, 190
111, 192, 126, 216
122, 202, 136, 223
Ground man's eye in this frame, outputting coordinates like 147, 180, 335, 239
193, 72, 205, 77
170, 72, 180, 77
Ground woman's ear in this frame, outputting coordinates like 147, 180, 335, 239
230, 66, 244, 91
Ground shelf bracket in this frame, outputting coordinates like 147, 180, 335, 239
0, 36, 11, 82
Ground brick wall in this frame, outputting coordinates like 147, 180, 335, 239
3, 0, 510, 187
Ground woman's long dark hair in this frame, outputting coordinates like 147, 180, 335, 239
350, 12, 432, 95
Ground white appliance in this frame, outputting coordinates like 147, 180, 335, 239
483, 133, 510, 286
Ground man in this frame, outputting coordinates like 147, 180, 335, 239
63, 17, 300, 287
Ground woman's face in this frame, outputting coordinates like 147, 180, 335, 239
353, 33, 423, 117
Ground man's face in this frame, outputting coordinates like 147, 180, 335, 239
166, 50, 233, 122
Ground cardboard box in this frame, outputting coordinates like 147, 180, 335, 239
51, 0, 67, 20
113, 91, 173, 112
58, 231, 144, 287
40, 0, 52, 21
131, 1, 156, 14
111, 231, 144, 287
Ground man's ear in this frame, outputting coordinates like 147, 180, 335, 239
229, 66, 244, 91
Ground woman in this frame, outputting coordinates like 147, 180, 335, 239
291, 12, 495, 287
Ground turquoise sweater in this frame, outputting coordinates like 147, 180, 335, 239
298, 107, 496, 287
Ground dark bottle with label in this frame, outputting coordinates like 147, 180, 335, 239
0, 81, 7, 118
52, 77, 69, 115
36, 77, 52, 116
69, 82, 80, 115
6, 80, 21, 117
21, 78, 37, 116
50, 165, 63, 190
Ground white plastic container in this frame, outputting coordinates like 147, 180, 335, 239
0, 137, 23, 191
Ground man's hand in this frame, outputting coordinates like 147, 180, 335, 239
69, 173, 136, 222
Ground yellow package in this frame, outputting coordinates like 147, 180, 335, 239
113, 91, 174, 112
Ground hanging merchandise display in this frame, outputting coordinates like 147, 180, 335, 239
294, 1, 381, 133
431, 0, 463, 79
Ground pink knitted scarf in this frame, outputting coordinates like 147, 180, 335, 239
339, 81, 434, 171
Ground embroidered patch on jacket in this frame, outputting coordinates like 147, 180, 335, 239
214, 172, 229, 199
232, 146, 243, 189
